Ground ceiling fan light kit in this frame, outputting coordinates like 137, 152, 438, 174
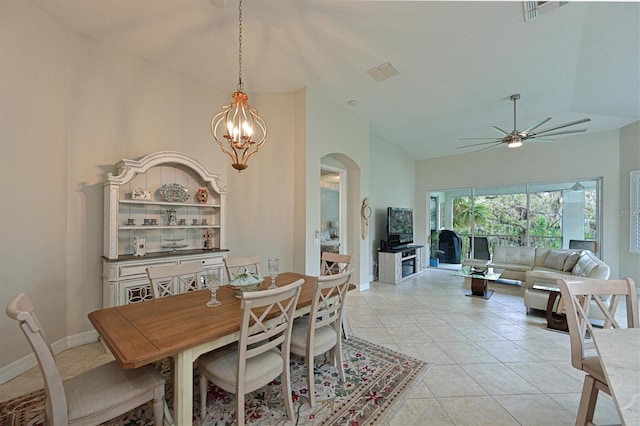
458, 94, 591, 152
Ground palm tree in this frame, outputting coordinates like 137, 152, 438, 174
453, 197, 491, 232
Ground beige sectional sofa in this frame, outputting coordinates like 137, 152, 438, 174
488, 246, 610, 313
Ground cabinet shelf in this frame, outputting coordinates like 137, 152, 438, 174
119, 199, 220, 208
118, 225, 220, 230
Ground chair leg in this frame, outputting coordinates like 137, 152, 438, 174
237, 392, 245, 426
306, 353, 315, 408
152, 385, 165, 426
281, 356, 294, 420
199, 375, 208, 420
335, 338, 345, 383
576, 375, 599, 426
342, 309, 350, 340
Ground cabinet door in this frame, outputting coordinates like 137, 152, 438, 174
120, 279, 154, 304
395, 254, 403, 282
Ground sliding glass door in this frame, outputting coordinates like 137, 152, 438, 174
432, 178, 602, 262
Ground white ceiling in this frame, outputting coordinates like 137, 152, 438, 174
31, 0, 640, 160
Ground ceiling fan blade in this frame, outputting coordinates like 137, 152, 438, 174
526, 138, 554, 142
522, 117, 552, 133
457, 140, 503, 149
531, 128, 588, 138
491, 126, 509, 135
475, 142, 503, 152
459, 137, 503, 140
533, 118, 591, 135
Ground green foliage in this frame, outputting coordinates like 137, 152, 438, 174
451, 188, 597, 249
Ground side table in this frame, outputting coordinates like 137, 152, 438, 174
532, 284, 568, 332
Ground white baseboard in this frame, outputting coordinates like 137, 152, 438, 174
359, 281, 370, 291
0, 330, 99, 385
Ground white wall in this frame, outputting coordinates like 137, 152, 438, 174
415, 129, 630, 280
369, 134, 416, 280
297, 89, 371, 288
618, 121, 640, 281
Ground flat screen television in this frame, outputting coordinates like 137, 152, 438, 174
387, 207, 414, 248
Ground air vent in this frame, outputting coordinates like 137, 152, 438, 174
524, 1, 568, 22
367, 61, 399, 82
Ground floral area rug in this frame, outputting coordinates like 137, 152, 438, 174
0, 336, 431, 426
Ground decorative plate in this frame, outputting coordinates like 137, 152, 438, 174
159, 183, 189, 202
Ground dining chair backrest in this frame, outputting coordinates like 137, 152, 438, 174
320, 252, 352, 276
557, 277, 639, 370
6, 293, 68, 423
239, 279, 304, 364
223, 255, 261, 282
311, 269, 353, 333
469, 236, 491, 260
146, 261, 204, 299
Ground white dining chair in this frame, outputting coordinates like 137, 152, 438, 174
146, 261, 204, 299
5, 293, 166, 426
223, 255, 261, 282
556, 277, 638, 425
320, 252, 352, 339
196, 279, 304, 426
290, 269, 352, 407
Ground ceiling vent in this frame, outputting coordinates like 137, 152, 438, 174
524, 1, 568, 22
367, 61, 399, 82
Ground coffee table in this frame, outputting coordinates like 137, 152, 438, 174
455, 266, 503, 299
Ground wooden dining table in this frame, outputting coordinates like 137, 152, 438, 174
88, 272, 318, 426
591, 328, 640, 425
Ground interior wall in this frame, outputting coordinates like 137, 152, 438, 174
415, 129, 626, 280
300, 89, 370, 287
618, 121, 640, 282
225, 93, 296, 272
369, 133, 416, 280
1, 0, 70, 366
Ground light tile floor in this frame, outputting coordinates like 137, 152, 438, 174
0, 268, 626, 425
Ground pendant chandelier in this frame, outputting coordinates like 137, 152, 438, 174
211, 0, 266, 171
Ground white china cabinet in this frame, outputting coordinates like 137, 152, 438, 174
102, 151, 228, 307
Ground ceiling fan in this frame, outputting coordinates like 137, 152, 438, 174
458, 94, 591, 152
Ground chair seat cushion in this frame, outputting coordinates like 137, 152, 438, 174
582, 356, 607, 385
197, 343, 283, 393
290, 319, 338, 356
64, 361, 165, 422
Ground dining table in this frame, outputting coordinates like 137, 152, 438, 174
591, 328, 640, 425
88, 272, 319, 426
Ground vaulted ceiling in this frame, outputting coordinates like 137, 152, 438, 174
32, 0, 640, 159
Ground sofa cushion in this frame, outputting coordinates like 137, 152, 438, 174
543, 250, 569, 270
572, 251, 604, 277
562, 252, 581, 272
493, 246, 535, 267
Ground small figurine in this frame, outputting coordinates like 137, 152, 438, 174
167, 208, 177, 226
133, 237, 146, 256
203, 231, 213, 250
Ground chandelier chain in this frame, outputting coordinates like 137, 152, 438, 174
237, 0, 243, 91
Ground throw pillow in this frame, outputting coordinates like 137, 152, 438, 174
543, 250, 569, 270
572, 253, 599, 277
563, 252, 580, 272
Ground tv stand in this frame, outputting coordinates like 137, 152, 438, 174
378, 245, 423, 284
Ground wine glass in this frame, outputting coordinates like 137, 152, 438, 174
206, 270, 222, 307
267, 258, 279, 289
